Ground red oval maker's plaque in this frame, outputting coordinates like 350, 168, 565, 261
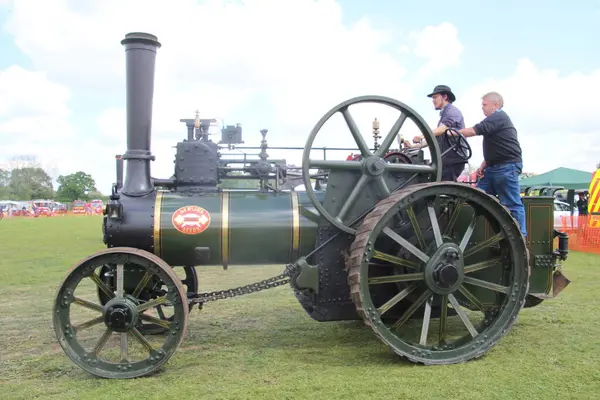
171, 206, 211, 235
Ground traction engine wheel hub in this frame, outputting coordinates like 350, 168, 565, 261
433, 263, 459, 288
103, 298, 139, 332
424, 244, 464, 295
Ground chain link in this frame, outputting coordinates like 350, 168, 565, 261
190, 263, 300, 305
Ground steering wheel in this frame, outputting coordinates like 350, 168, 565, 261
443, 128, 472, 161
301, 95, 442, 234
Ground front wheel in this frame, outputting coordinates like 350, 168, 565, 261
52, 247, 189, 379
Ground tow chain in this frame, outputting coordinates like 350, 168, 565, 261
190, 263, 301, 305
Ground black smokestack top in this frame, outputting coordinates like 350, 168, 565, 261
120, 32, 161, 197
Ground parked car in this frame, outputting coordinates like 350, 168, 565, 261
554, 199, 578, 228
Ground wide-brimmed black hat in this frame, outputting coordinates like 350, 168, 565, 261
427, 85, 456, 103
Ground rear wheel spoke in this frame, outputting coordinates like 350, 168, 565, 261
448, 294, 479, 338
419, 296, 433, 346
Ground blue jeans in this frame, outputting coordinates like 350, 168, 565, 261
476, 162, 527, 237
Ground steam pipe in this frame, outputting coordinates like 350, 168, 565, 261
120, 32, 161, 196
115, 155, 123, 190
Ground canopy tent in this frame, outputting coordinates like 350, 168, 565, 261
519, 167, 593, 191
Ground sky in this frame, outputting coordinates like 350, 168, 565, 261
0, 0, 599, 195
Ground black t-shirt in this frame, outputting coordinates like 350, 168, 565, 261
474, 110, 523, 166
577, 199, 588, 215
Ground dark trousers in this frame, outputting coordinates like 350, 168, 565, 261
476, 162, 527, 237
441, 162, 466, 182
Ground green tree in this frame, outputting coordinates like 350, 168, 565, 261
8, 167, 54, 200
0, 168, 10, 199
88, 190, 109, 202
56, 172, 97, 202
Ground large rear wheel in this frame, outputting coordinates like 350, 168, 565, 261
346, 182, 529, 364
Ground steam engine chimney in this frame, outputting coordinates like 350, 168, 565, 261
120, 32, 161, 197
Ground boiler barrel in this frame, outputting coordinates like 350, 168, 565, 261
153, 190, 320, 267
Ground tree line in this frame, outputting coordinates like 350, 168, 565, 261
0, 155, 105, 203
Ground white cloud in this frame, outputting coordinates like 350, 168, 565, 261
0, 65, 75, 181
1, 0, 596, 197
411, 22, 464, 79
2, 0, 448, 192
461, 58, 600, 173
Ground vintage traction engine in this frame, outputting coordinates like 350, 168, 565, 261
52, 32, 571, 379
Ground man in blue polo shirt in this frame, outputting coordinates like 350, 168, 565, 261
455, 91, 527, 237
411, 85, 467, 181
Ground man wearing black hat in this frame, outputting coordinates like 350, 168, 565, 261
410, 85, 467, 181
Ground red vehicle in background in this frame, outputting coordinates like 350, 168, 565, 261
72, 200, 86, 214
457, 171, 478, 187
32, 200, 54, 217
54, 203, 68, 215
87, 199, 104, 215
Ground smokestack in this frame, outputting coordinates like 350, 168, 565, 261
120, 32, 161, 197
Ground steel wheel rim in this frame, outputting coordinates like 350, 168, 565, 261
52, 247, 188, 378
348, 182, 529, 364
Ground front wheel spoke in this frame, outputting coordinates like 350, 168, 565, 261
439, 295, 448, 342
463, 232, 505, 258
375, 113, 407, 156
156, 304, 167, 320
448, 294, 479, 338
309, 159, 362, 170
463, 257, 503, 274
73, 316, 104, 333
375, 176, 391, 197
136, 296, 169, 312
132, 270, 154, 298
372, 250, 419, 270
89, 273, 115, 300
130, 327, 156, 353
73, 296, 103, 313
458, 285, 487, 313
116, 263, 124, 298
390, 289, 432, 330
419, 296, 433, 346
383, 226, 430, 263
93, 328, 113, 355
336, 174, 370, 222
463, 276, 510, 294
368, 272, 423, 285
341, 107, 371, 156
120, 332, 128, 361
140, 313, 173, 329
377, 283, 419, 315
427, 204, 443, 248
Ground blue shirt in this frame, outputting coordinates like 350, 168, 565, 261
437, 103, 465, 165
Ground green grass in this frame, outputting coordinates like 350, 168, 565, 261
0, 215, 599, 399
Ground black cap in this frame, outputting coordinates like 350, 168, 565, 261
427, 85, 456, 103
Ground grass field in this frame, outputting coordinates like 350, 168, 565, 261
0, 215, 599, 399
